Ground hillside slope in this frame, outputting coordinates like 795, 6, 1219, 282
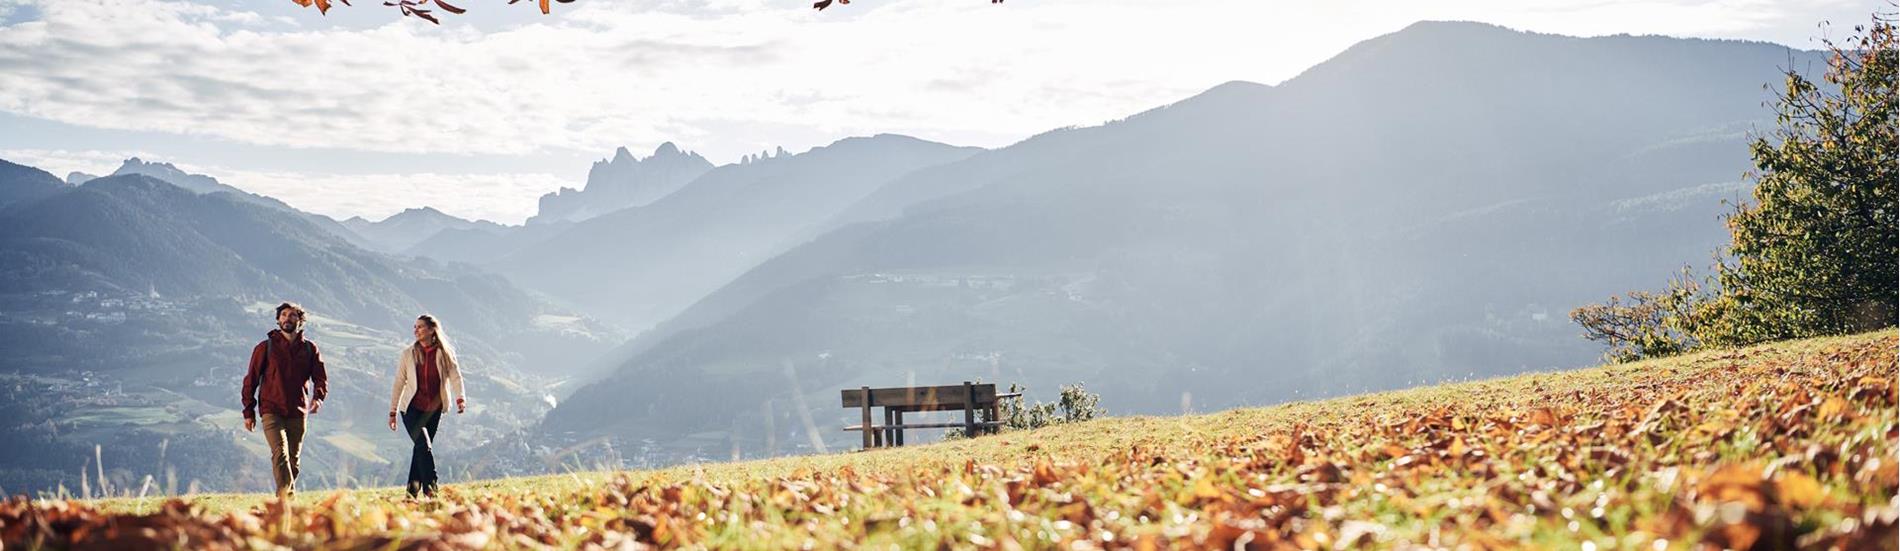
22, 330, 1898, 550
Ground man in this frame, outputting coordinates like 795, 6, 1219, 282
240, 302, 328, 497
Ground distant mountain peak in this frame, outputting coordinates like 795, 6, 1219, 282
1205, 80, 1270, 94
118, 157, 185, 173
0, 158, 70, 209
358, 205, 478, 226
528, 141, 716, 225
604, 142, 692, 167
109, 157, 235, 197
339, 205, 495, 253
1395, 19, 1518, 34
394, 205, 449, 218
817, 134, 978, 156
589, 142, 707, 172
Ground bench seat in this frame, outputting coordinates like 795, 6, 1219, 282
844, 421, 1002, 432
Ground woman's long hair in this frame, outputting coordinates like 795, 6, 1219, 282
416, 314, 457, 361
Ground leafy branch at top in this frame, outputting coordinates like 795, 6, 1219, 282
286, 0, 1001, 25
811, 0, 1003, 10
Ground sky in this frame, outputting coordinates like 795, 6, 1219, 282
0, 0, 1877, 224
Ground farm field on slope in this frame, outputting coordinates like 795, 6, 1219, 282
7, 330, 1896, 550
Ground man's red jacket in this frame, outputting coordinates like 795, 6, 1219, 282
241, 329, 329, 420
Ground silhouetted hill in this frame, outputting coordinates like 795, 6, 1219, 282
343, 207, 506, 254
0, 159, 66, 211
108, 158, 377, 251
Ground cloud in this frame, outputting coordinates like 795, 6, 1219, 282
0, 0, 1862, 222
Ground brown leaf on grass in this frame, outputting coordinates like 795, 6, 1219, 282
1528, 407, 1560, 427
1032, 458, 1060, 486
1446, 437, 1468, 457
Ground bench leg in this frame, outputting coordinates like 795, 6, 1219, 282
894, 410, 905, 446
860, 386, 874, 450
873, 410, 885, 448
962, 381, 976, 437
883, 408, 895, 447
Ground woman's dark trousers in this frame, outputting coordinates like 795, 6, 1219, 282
402, 407, 443, 497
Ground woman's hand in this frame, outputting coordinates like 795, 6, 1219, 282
456, 398, 467, 414
388, 411, 399, 431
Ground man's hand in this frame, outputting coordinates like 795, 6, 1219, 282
244, 417, 256, 432
388, 411, 399, 431
456, 398, 467, 414
307, 400, 322, 414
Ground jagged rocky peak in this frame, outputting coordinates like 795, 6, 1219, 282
106, 157, 235, 196
588, 142, 702, 180
739, 145, 793, 165
529, 141, 715, 224
117, 157, 180, 173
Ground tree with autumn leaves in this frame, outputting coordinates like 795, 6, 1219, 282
1573, 12, 1898, 362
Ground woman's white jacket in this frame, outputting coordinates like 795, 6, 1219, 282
389, 342, 465, 413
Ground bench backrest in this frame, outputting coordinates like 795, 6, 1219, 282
841, 383, 997, 412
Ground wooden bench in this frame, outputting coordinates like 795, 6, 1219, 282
841, 381, 1020, 449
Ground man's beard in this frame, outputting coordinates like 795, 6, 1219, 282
280, 321, 303, 334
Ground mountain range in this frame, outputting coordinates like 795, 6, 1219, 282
536, 22, 1819, 458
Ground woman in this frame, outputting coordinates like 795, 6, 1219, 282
388, 314, 466, 499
